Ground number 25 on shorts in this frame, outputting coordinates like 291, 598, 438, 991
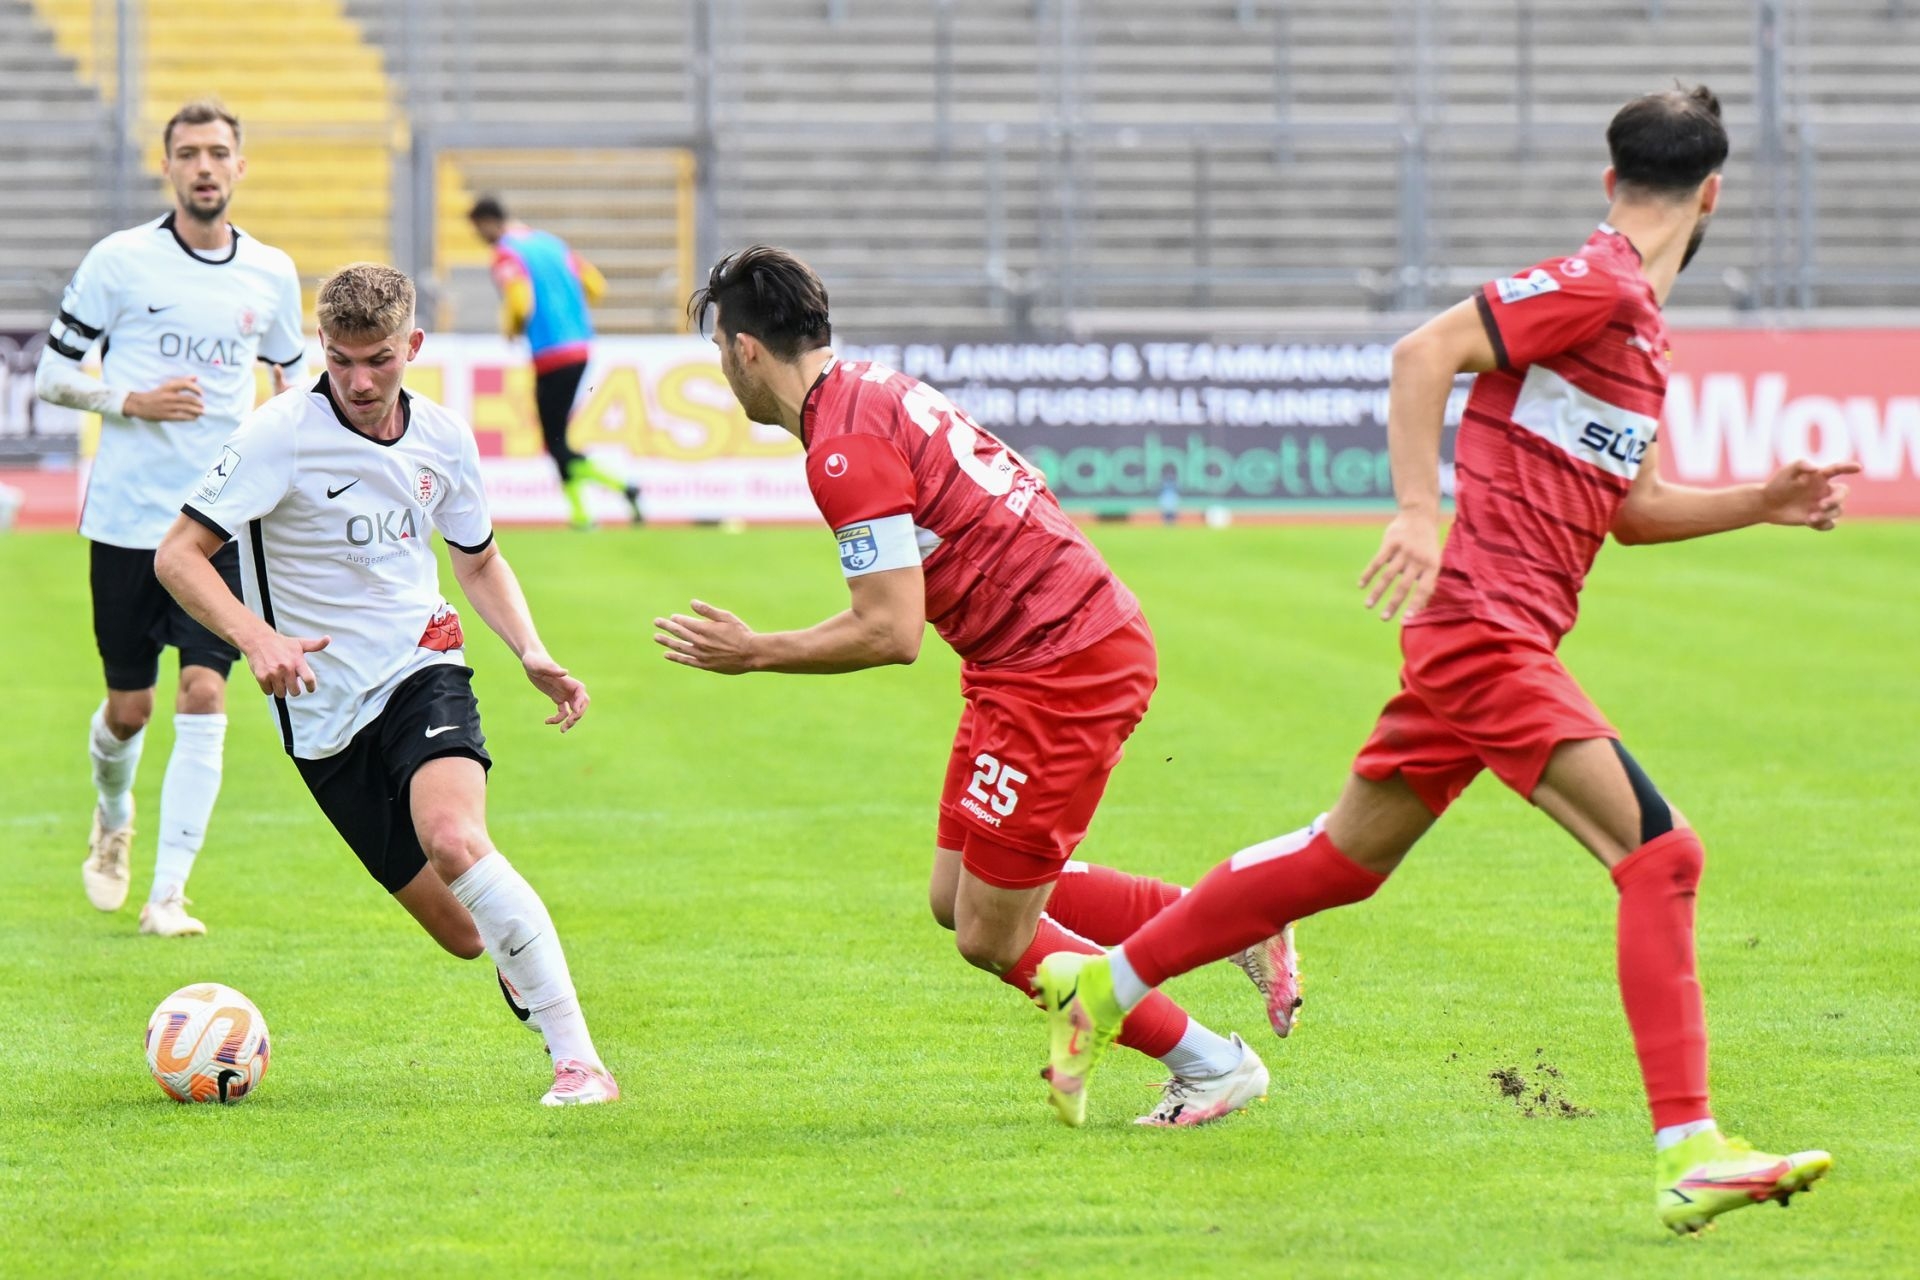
968, 753, 1028, 817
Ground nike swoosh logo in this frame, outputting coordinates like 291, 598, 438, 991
1055, 979, 1078, 1013
508, 933, 542, 957
147, 304, 178, 313
423, 724, 459, 737
326, 480, 359, 499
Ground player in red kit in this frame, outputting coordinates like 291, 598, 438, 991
1035, 86, 1855, 1231
656, 245, 1295, 1125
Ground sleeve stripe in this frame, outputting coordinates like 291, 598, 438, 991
446, 531, 494, 556
56, 308, 103, 341
181, 504, 234, 543
257, 352, 305, 368
45, 333, 89, 361
1474, 290, 1511, 372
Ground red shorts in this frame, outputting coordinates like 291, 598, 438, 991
1352, 617, 1615, 816
937, 612, 1157, 890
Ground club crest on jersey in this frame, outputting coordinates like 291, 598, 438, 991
414, 466, 439, 506
235, 306, 259, 337
836, 524, 879, 572
824, 452, 849, 478
194, 446, 241, 503
1495, 269, 1561, 304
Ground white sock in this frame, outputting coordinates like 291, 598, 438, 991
1655, 1118, 1718, 1152
151, 712, 225, 902
448, 852, 601, 1068
1158, 1022, 1245, 1080
1108, 944, 1151, 1012
89, 702, 144, 831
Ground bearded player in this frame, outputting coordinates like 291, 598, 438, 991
657, 246, 1297, 1126
1034, 86, 1852, 1232
36, 99, 305, 936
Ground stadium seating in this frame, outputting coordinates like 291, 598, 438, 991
4, 0, 1915, 332
27, 0, 396, 319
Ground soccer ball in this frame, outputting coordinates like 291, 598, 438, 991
144, 983, 270, 1104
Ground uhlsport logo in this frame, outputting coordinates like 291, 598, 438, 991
836, 523, 879, 571
824, 452, 849, 478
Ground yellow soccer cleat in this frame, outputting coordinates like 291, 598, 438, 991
1033, 951, 1126, 1127
1655, 1129, 1832, 1235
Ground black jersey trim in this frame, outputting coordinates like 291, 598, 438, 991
1473, 291, 1511, 371
246, 517, 295, 754
798, 355, 838, 450
160, 212, 241, 265
46, 333, 89, 361
180, 503, 233, 543
316, 372, 412, 446
446, 531, 495, 556
56, 307, 102, 340
258, 351, 305, 368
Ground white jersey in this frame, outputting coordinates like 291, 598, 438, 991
183, 376, 495, 760
49, 213, 305, 549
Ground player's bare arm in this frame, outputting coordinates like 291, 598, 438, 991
449, 541, 588, 731
654, 564, 926, 675
1611, 442, 1859, 544
1361, 298, 1499, 621
154, 513, 329, 697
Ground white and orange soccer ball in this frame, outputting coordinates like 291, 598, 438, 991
144, 983, 270, 1104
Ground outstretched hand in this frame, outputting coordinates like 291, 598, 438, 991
1359, 511, 1442, 621
1764, 459, 1860, 532
654, 600, 760, 675
523, 650, 588, 731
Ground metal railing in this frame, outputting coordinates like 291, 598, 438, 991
41, 0, 1920, 332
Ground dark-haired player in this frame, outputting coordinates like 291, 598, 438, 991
468, 196, 641, 530
656, 245, 1298, 1126
1033, 86, 1853, 1230
36, 98, 305, 936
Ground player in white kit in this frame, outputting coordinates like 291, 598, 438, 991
155, 263, 618, 1105
35, 100, 305, 936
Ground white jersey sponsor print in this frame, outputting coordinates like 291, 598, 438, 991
49, 214, 304, 548
183, 376, 494, 759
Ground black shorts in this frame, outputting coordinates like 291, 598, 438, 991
91, 539, 244, 691
533, 359, 588, 479
293, 664, 491, 893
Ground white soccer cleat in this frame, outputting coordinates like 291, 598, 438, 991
138, 891, 206, 937
1231, 922, 1303, 1037
541, 1058, 620, 1107
83, 805, 134, 912
1135, 1036, 1269, 1127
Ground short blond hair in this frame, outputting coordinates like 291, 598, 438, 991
316, 263, 416, 339
164, 98, 241, 153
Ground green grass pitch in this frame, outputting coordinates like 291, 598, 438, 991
2, 521, 1915, 1277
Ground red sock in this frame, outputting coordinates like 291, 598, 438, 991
1126, 827, 1384, 988
1003, 914, 1189, 1059
1044, 862, 1184, 945
1612, 828, 1712, 1131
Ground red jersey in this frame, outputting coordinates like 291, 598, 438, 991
802, 358, 1139, 670
1416, 225, 1671, 644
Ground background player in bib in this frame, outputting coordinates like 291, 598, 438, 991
154, 264, 617, 1106
657, 246, 1295, 1127
468, 197, 643, 531
1033, 87, 1856, 1230
35, 99, 305, 937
